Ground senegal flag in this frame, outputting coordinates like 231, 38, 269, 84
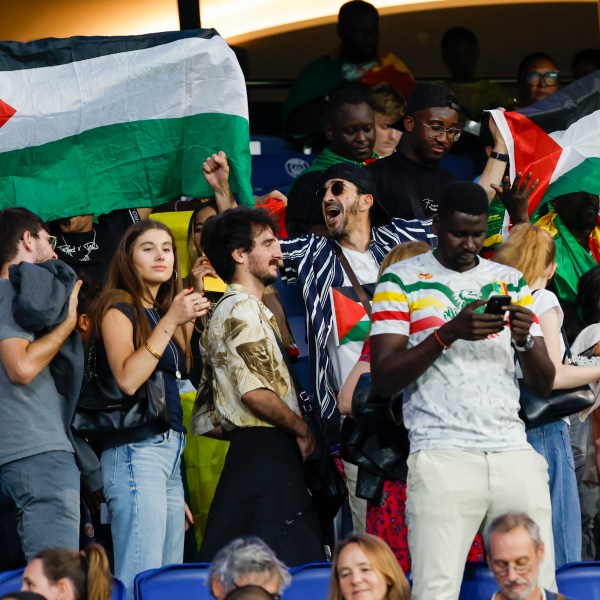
489, 70, 600, 220
0, 30, 253, 221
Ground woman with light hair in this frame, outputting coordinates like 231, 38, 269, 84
329, 532, 411, 600
494, 223, 600, 566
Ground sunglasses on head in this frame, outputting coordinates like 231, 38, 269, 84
316, 180, 362, 201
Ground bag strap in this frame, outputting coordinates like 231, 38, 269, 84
333, 243, 372, 318
272, 326, 314, 418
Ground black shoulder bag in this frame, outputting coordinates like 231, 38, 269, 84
273, 332, 347, 532
72, 337, 169, 441
518, 328, 595, 429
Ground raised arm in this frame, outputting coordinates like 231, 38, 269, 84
102, 288, 209, 395
478, 111, 509, 202
0, 280, 82, 385
202, 151, 237, 212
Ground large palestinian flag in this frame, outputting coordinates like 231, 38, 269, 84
0, 30, 253, 221
489, 70, 600, 220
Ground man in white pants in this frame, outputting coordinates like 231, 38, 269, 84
370, 181, 557, 600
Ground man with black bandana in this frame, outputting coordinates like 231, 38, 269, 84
367, 82, 510, 220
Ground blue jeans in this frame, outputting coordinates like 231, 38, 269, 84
101, 430, 186, 599
0, 450, 80, 559
527, 420, 582, 566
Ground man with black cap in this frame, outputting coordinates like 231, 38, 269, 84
367, 82, 510, 220
370, 181, 557, 599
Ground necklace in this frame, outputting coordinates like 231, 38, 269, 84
58, 229, 98, 262
146, 308, 181, 379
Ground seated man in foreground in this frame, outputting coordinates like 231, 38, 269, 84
485, 512, 574, 600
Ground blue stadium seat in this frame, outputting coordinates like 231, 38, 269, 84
112, 576, 127, 600
133, 563, 212, 600
285, 563, 332, 600
458, 562, 497, 600
556, 561, 600, 600
251, 152, 315, 197
0, 567, 23, 596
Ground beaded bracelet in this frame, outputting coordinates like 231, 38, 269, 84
433, 328, 452, 351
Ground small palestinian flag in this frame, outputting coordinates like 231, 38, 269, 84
489, 70, 600, 220
0, 30, 253, 221
331, 284, 375, 345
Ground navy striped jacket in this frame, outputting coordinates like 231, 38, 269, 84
280, 218, 436, 418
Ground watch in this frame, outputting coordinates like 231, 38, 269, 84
513, 333, 534, 352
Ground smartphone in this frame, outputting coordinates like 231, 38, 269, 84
484, 295, 511, 314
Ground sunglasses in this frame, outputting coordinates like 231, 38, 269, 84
29, 231, 58, 250
524, 70, 559, 86
316, 180, 362, 201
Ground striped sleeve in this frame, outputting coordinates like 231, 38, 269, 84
370, 269, 410, 337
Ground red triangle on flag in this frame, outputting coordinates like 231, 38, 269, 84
332, 287, 367, 342
0, 98, 16, 129
505, 112, 563, 215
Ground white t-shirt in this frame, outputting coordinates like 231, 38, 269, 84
327, 246, 379, 389
370, 251, 542, 452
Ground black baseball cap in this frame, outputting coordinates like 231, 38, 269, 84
323, 162, 391, 226
391, 83, 460, 131
323, 162, 377, 197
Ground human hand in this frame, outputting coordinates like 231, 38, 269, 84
506, 304, 535, 344
168, 287, 211, 326
491, 172, 539, 225
202, 151, 230, 192
440, 299, 506, 344
184, 502, 195, 532
296, 426, 317, 460
189, 257, 218, 293
489, 108, 508, 153
66, 280, 83, 329
255, 189, 288, 207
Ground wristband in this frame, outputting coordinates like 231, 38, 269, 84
433, 328, 452, 351
490, 151, 509, 162
144, 342, 162, 360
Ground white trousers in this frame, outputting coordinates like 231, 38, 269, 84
406, 448, 556, 600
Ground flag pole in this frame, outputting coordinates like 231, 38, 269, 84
178, 0, 200, 29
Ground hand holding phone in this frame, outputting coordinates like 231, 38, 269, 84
484, 295, 511, 314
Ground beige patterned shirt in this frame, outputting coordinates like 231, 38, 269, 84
199, 283, 299, 430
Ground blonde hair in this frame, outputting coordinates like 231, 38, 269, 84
378, 241, 432, 279
329, 533, 411, 600
493, 223, 556, 286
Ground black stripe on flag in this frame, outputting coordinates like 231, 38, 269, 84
0, 29, 220, 72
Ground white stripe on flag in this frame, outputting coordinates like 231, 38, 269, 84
0, 35, 247, 153
548, 110, 600, 184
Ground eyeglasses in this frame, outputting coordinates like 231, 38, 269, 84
30, 231, 58, 250
317, 180, 362, 201
524, 70, 559, 86
415, 119, 462, 141
491, 560, 532, 577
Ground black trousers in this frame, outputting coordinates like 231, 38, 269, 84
199, 426, 325, 565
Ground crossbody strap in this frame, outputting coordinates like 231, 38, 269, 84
333, 243, 372, 318
272, 326, 314, 418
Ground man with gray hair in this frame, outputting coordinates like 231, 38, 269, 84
485, 513, 573, 600
208, 537, 291, 600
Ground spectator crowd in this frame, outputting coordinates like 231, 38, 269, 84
1, 2, 600, 600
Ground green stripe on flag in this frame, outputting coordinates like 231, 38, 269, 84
0, 113, 252, 221
543, 157, 600, 205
